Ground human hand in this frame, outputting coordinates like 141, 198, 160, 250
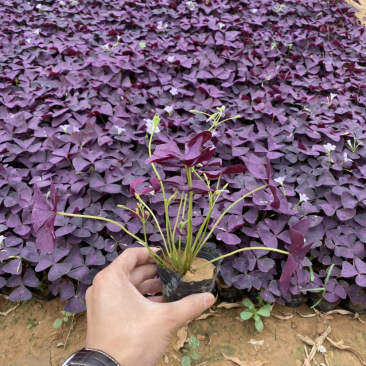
85, 247, 215, 366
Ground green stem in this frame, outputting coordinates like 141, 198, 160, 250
172, 192, 185, 247
195, 184, 268, 254
194, 247, 289, 271
191, 190, 222, 258
135, 196, 168, 249
183, 166, 194, 273
59, 209, 167, 267
148, 127, 173, 256
56, 212, 145, 245
142, 220, 148, 245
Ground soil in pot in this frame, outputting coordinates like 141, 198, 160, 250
216, 277, 245, 303
156, 245, 222, 302
307, 292, 340, 312
285, 293, 308, 308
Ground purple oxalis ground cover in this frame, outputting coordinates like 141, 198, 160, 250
0, 0, 366, 312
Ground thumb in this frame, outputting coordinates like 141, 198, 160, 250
166, 293, 215, 330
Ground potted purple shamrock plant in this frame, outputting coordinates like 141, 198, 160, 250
32, 110, 313, 302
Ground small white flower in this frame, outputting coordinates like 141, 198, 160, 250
164, 105, 174, 114
167, 55, 175, 63
323, 143, 336, 152
343, 151, 352, 162
330, 93, 337, 101
317, 345, 326, 354
60, 0, 66, 5
0, 235, 5, 246
149, 190, 155, 196
59, 124, 70, 133
34, 29, 40, 35
115, 126, 125, 135
218, 22, 224, 29
72, 127, 80, 133
117, 36, 121, 41
26, 38, 31, 44
36, 4, 42, 10
170, 87, 178, 95
144, 118, 160, 135
251, 8, 258, 13
70, 0, 78, 4
299, 193, 309, 202
101, 44, 110, 51
274, 176, 285, 185
157, 21, 168, 32
186, 1, 195, 10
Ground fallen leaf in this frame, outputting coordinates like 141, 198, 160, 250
352, 313, 366, 325
174, 325, 188, 352
313, 309, 334, 320
0, 303, 19, 316
279, 311, 293, 316
297, 326, 331, 366
324, 309, 354, 316
273, 313, 294, 320
196, 334, 206, 341
164, 354, 169, 364
167, 353, 180, 363
222, 353, 265, 366
296, 311, 317, 318
196, 312, 223, 320
326, 337, 366, 365
217, 302, 244, 309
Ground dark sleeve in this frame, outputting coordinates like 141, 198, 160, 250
61, 348, 120, 366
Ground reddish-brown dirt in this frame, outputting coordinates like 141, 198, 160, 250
1, 295, 366, 366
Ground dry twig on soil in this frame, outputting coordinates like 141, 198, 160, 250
0, 302, 19, 316
297, 326, 331, 366
174, 325, 188, 351
216, 302, 244, 309
326, 337, 366, 366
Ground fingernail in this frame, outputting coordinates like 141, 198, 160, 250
203, 293, 215, 309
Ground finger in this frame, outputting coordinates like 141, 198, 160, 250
137, 278, 162, 295
85, 286, 93, 307
165, 293, 215, 330
129, 264, 158, 286
109, 247, 160, 274
146, 295, 164, 303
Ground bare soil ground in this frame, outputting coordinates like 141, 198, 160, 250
1, 295, 366, 366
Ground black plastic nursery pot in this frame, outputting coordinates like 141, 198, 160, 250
216, 277, 245, 303
284, 293, 308, 308
340, 298, 366, 315
307, 292, 340, 312
156, 245, 223, 302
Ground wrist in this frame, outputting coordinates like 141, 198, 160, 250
62, 348, 120, 366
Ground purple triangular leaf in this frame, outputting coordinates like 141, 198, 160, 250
64, 297, 86, 313
342, 262, 358, 278
279, 225, 313, 294
9, 285, 32, 301
23, 268, 40, 288
48, 263, 73, 282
